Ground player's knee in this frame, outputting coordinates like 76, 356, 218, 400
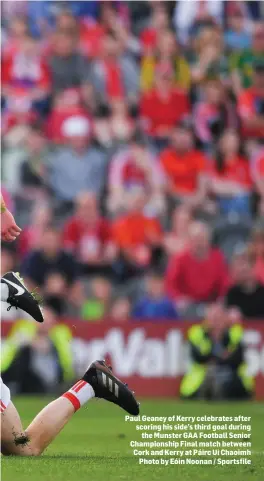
15, 432, 42, 456
24, 437, 42, 456
21, 442, 42, 456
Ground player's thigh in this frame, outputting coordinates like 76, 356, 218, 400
1, 401, 31, 455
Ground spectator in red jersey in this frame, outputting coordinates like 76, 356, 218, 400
107, 134, 165, 217
1, 32, 43, 134
140, 62, 190, 147
90, 32, 139, 105
2, 34, 49, 96
113, 188, 163, 281
63, 191, 117, 278
163, 205, 193, 258
2, 33, 50, 116
238, 61, 264, 139
194, 78, 237, 151
45, 88, 91, 144
208, 129, 253, 216
160, 121, 208, 210
166, 221, 229, 311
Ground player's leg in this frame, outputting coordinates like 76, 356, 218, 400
1, 377, 93, 456
0, 378, 31, 455
2, 361, 139, 456
1, 402, 28, 455
1, 380, 92, 456
0, 377, 29, 455
1, 401, 35, 455
24, 397, 76, 454
1, 397, 75, 456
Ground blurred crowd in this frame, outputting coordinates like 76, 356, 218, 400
1, 0, 264, 322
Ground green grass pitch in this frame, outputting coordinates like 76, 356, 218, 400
2, 397, 264, 481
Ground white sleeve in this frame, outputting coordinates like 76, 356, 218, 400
173, 0, 197, 45
174, 0, 223, 45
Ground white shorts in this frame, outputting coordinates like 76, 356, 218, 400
0, 377, 11, 413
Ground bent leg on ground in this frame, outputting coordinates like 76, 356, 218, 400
1, 397, 75, 456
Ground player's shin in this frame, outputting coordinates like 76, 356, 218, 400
24, 381, 95, 453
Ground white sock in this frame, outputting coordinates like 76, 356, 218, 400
1, 282, 9, 302
62, 380, 95, 411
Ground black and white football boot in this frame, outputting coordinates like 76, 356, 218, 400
83, 360, 140, 416
1, 271, 44, 323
